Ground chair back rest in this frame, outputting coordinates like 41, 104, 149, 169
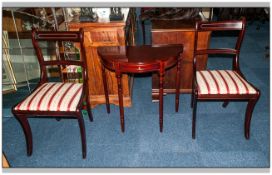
31, 28, 87, 83
193, 18, 246, 72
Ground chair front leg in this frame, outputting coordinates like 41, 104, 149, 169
15, 115, 33, 156
244, 96, 259, 139
77, 112, 87, 159
192, 91, 198, 139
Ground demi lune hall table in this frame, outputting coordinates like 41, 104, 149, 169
97, 45, 183, 132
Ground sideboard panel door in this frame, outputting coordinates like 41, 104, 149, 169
69, 22, 131, 107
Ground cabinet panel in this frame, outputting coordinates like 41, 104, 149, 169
69, 22, 131, 107
85, 27, 120, 46
152, 31, 194, 62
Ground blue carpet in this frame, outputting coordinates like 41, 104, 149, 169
2, 12, 270, 167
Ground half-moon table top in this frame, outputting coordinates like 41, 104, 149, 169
97, 45, 183, 72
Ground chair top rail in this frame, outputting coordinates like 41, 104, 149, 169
197, 19, 245, 31
43, 60, 84, 67
33, 29, 82, 42
195, 48, 238, 55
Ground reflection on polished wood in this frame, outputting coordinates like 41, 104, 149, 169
69, 21, 132, 108
151, 20, 211, 101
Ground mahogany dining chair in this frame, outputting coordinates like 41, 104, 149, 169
190, 18, 260, 139
12, 28, 93, 159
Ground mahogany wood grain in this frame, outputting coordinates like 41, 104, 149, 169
98, 45, 183, 132
151, 20, 211, 101
69, 21, 132, 108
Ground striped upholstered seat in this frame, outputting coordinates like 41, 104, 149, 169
196, 70, 257, 95
14, 82, 83, 111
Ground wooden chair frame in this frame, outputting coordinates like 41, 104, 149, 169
12, 28, 93, 159
191, 18, 260, 139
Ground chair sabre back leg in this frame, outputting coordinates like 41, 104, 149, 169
222, 101, 229, 108
15, 115, 33, 156
86, 100, 93, 122
244, 97, 259, 139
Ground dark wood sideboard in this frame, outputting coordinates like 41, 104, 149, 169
151, 20, 211, 101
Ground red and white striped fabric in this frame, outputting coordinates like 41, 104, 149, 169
14, 82, 83, 111
196, 70, 257, 95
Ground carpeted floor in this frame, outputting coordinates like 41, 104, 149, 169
2, 12, 270, 168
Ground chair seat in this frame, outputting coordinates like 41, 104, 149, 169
196, 70, 257, 95
14, 82, 83, 112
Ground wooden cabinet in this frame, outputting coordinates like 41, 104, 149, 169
151, 20, 211, 101
69, 22, 132, 107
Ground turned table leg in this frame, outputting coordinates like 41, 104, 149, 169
101, 65, 110, 113
159, 63, 165, 132
175, 58, 181, 112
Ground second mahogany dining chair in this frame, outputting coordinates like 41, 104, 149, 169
190, 18, 260, 139
12, 28, 93, 159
